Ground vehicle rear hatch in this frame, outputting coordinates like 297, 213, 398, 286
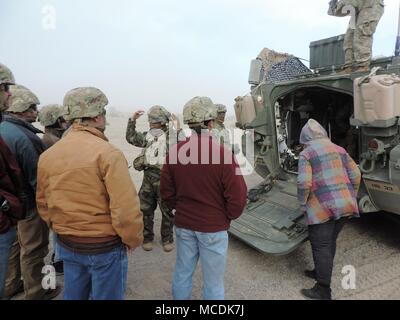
229, 180, 308, 255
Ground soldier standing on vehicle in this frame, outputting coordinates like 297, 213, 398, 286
160, 97, 247, 300
297, 119, 361, 300
126, 106, 179, 252
37, 87, 143, 300
329, 0, 384, 73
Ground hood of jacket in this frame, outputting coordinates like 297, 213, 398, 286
299, 119, 329, 145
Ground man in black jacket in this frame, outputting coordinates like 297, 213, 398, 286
0, 84, 59, 300
0, 63, 26, 299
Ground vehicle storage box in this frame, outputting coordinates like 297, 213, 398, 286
309, 34, 345, 70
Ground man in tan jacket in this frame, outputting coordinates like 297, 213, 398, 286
36, 87, 143, 300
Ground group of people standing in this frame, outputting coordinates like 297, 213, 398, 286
0, 61, 247, 300
0, 60, 361, 301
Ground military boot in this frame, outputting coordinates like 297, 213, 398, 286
337, 66, 353, 75
301, 283, 332, 300
142, 241, 154, 251
352, 65, 370, 73
162, 241, 174, 253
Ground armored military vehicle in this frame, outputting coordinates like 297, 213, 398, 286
229, 34, 400, 255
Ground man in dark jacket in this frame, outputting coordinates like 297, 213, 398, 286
0, 85, 59, 300
161, 96, 247, 300
0, 63, 26, 299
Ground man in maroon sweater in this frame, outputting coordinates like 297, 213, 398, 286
160, 96, 247, 300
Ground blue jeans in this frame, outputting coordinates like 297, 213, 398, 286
58, 244, 128, 300
172, 227, 228, 300
0, 227, 16, 299
51, 232, 60, 262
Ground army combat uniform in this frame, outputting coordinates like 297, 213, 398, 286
212, 104, 232, 149
38, 104, 67, 149
212, 120, 231, 147
330, 0, 384, 69
126, 115, 175, 246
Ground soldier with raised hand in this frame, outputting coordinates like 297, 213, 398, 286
126, 106, 178, 252
329, 0, 384, 73
36, 87, 143, 300
38, 104, 68, 149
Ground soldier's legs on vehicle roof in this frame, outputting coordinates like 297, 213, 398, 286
353, 21, 379, 69
5, 210, 49, 300
172, 228, 199, 300
139, 175, 158, 244
343, 27, 355, 69
198, 230, 228, 300
0, 227, 16, 298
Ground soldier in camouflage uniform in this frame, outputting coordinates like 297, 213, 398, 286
126, 106, 178, 252
38, 104, 68, 149
329, 0, 384, 73
212, 104, 231, 147
38, 104, 68, 274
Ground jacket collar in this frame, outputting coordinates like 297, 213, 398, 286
72, 123, 109, 142
3, 114, 43, 134
44, 127, 65, 139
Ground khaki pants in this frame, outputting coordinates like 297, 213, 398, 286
4, 209, 49, 300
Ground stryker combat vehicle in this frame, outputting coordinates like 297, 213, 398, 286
228, 34, 400, 256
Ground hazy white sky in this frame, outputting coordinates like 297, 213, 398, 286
0, 0, 399, 114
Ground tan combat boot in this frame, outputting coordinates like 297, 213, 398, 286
352, 65, 370, 73
142, 241, 154, 251
162, 242, 174, 252
337, 66, 353, 75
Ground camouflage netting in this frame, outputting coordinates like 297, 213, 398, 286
257, 48, 311, 83
257, 48, 293, 76
268, 57, 311, 82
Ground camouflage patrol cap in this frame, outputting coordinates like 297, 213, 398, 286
215, 104, 227, 113
183, 96, 217, 125
0, 63, 15, 85
38, 104, 67, 127
8, 85, 40, 113
148, 105, 171, 125
63, 87, 108, 120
